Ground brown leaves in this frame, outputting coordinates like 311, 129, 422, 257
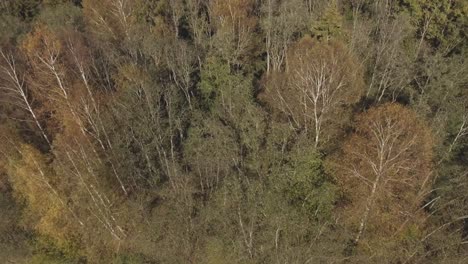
345, 103, 433, 183
209, 0, 258, 65
82, 0, 131, 40
261, 36, 364, 147
333, 103, 433, 242
21, 24, 63, 62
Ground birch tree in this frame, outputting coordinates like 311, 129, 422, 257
0, 51, 51, 146
208, 0, 257, 66
261, 37, 363, 148
260, 0, 307, 73
334, 103, 433, 245
366, 2, 413, 102
22, 25, 129, 195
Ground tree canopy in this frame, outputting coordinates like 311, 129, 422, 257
0, 0, 466, 263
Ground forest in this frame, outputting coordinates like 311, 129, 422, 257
0, 0, 467, 263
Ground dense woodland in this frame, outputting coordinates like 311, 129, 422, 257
0, 0, 467, 263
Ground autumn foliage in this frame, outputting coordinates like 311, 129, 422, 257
333, 103, 433, 246
261, 36, 363, 147
0, 1, 466, 263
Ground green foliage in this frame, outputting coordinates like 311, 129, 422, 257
0, 176, 31, 263
199, 56, 254, 114
399, 0, 468, 50
112, 254, 147, 264
199, 57, 233, 109
283, 147, 336, 221
310, 1, 344, 40
0, 15, 25, 45
29, 235, 84, 264
3, 0, 42, 20
0, 0, 466, 263
35, 3, 84, 31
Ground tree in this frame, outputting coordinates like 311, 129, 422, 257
82, 0, 134, 41
208, 0, 258, 66
184, 116, 239, 194
3, 0, 41, 20
0, 0, 466, 262
22, 24, 130, 195
260, 0, 307, 73
21, 25, 81, 135
0, 138, 85, 254
186, 0, 210, 48
367, 2, 414, 102
398, 0, 468, 52
332, 103, 433, 248
164, 39, 197, 109
412, 52, 468, 261
261, 36, 364, 148
0, 14, 25, 46
310, 1, 344, 41
0, 127, 31, 263
347, 0, 417, 102
35, 2, 84, 32
0, 51, 51, 146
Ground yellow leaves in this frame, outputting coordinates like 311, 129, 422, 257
6, 144, 52, 220
4, 143, 80, 248
36, 201, 72, 241
21, 24, 63, 61
8, 144, 48, 197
